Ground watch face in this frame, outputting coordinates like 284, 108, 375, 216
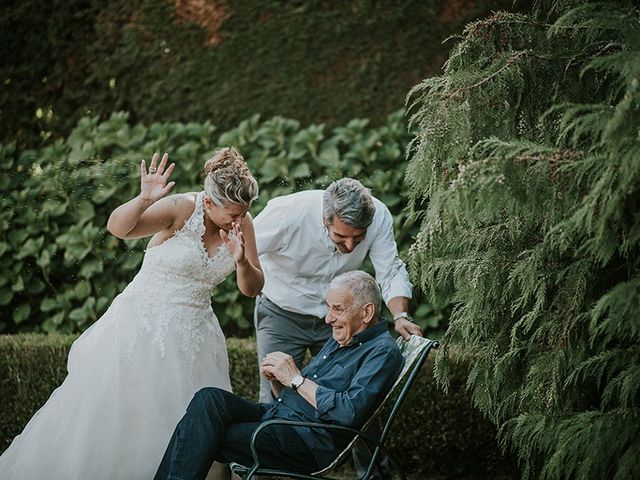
291, 375, 304, 389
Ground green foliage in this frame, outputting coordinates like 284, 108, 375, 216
406, 1, 640, 478
0, 110, 440, 335
0, 334, 517, 478
0, 334, 72, 451
0, 0, 515, 151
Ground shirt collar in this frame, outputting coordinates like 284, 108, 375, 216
349, 320, 389, 346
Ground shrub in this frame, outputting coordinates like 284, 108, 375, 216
0, 110, 448, 335
0, 334, 518, 477
406, 1, 640, 478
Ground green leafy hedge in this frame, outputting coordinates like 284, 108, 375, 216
0, 111, 444, 335
0, 334, 518, 478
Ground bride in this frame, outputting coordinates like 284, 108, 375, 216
0, 148, 264, 479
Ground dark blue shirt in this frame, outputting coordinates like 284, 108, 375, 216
261, 321, 404, 468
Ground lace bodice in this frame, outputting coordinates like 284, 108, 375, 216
114, 191, 236, 367
133, 191, 235, 304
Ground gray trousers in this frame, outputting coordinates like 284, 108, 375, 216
253, 295, 392, 479
254, 294, 331, 403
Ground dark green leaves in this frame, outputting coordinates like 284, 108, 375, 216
0, 109, 436, 337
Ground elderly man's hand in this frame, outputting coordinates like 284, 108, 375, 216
259, 366, 278, 382
261, 352, 300, 387
394, 318, 423, 340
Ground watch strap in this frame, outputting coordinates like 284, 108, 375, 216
393, 311, 414, 323
291, 374, 306, 391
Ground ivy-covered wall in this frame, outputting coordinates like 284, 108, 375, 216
1, 0, 515, 150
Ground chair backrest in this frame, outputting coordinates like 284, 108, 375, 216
314, 334, 439, 474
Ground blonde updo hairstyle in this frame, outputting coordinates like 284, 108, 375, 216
203, 147, 258, 206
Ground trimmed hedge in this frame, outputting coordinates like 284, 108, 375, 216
0, 334, 518, 478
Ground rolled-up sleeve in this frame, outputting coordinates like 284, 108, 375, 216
314, 346, 403, 426
368, 204, 413, 303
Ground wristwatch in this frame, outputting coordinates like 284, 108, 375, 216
291, 374, 306, 391
393, 312, 414, 323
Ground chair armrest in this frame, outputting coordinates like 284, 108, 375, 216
247, 419, 392, 469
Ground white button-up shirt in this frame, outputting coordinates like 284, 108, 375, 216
253, 190, 413, 318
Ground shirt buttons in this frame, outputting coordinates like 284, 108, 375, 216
313, 374, 318, 379
277, 398, 282, 402
323, 355, 327, 359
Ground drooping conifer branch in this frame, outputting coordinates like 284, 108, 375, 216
406, 2, 640, 478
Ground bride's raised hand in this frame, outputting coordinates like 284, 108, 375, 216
220, 221, 246, 265
140, 152, 176, 203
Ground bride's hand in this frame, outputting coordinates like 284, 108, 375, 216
220, 221, 246, 264
140, 152, 176, 203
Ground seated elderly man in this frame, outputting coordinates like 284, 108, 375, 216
154, 270, 404, 480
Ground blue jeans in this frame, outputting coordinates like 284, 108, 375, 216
154, 388, 319, 480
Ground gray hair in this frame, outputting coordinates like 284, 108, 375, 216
203, 147, 258, 206
322, 178, 375, 229
329, 270, 382, 320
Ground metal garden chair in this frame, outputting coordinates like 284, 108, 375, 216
230, 335, 439, 480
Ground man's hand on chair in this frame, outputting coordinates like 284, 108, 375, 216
394, 318, 423, 340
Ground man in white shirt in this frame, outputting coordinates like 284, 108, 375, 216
253, 178, 422, 403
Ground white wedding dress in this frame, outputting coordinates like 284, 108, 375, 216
0, 191, 236, 479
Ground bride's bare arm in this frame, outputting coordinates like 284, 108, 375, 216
107, 153, 179, 239
107, 195, 186, 240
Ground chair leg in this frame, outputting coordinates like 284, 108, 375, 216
244, 465, 259, 480
361, 451, 407, 480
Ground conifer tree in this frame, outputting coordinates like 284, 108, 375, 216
406, 1, 639, 478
